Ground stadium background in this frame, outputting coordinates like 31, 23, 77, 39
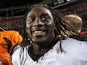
0, 0, 87, 38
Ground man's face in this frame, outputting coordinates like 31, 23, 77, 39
26, 7, 55, 46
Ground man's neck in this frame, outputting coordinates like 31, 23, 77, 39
28, 37, 58, 61
32, 43, 49, 55
28, 44, 49, 61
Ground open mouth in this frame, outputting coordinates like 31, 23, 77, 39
33, 30, 46, 36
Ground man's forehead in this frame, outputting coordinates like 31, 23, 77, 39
27, 7, 52, 17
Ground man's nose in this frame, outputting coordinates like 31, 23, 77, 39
33, 18, 44, 26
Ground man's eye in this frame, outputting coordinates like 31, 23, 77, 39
42, 17, 46, 21
27, 18, 35, 22
41, 17, 49, 21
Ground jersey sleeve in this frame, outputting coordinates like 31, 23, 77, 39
12, 48, 21, 65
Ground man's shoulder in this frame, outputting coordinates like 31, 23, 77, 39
13, 45, 30, 54
62, 38, 87, 46
62, 38, 87, 61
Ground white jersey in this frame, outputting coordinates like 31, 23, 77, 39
12, 38, 87, 65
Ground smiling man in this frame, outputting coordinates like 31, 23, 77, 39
12, 4, 87, 65
26, 6, 56, 48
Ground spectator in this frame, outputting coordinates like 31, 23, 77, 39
65, 14, 87, 41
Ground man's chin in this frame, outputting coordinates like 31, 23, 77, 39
32, 36, 46, 42
32, 39, 50, 48
32, 39, 46, 43
34, 42, 49, 48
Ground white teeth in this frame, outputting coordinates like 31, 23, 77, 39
33, 31, 45, 36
